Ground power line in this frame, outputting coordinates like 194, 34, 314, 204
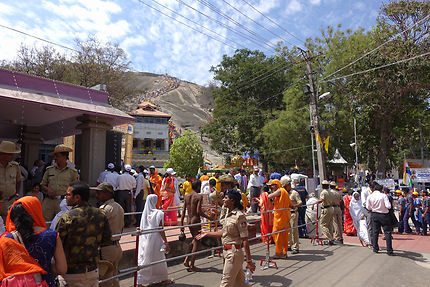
0, 24, 79, 53
149, 0, 246, 50
321, 14, 430, 81
175, 0, 274, 53
321, 51, 430, 83
220, 0, 295, 47
240, 0, 306, 48
137, 0, 238, 50
196, 0, 278, 52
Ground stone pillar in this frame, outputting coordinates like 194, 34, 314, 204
164, 138, 169, 151
76, 115, 112, 186
22, 127, 42, 170
63, 135, 75, 164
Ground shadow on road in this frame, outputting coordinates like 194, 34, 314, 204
394, 250, 429, 263
252, 274, 292, 286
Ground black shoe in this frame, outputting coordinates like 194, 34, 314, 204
291, 250, 299, 254
373, 250, 379, 254
287, 247, 292, 251
334, 239, 344, 244
323, 240, 334, 246
387, 252, 395, 256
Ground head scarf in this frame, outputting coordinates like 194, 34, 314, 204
349, 191, 363, 222
270, 179, 281, 189
6, 196, 46, 232
140, 194, 164, 230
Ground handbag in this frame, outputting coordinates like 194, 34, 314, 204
0, 231, 49, 287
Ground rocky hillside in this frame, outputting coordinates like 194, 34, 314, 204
125, 72, 223, 165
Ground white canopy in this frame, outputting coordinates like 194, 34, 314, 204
329, 149, 348, 164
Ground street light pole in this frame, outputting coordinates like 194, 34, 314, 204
354, 118, 359, 183
304, 50, 326, 181
309, 105, 316, 179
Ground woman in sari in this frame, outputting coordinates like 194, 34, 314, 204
256, 185, 273, 243
137, 194, 173, 286
343, 190, 357, 235
2, 196, 67, 286
349, 192, 370, 247
161, 169, 177, 226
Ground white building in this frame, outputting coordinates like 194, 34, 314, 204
129, 102, 171, 167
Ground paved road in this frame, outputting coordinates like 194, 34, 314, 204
120, 236, 430, 287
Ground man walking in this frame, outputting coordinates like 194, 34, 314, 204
134, 166, 149, 227
361, 181, 375, 245
330, 181, 344, 244
116, 164, 136, 228
247, 168, 263, 213
366, 183, 394, 256
95, 182, 124, 287
56, 181, 112, 286
316, 180, 335, 245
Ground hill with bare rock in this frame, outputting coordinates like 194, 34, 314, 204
124, 72, 223, 165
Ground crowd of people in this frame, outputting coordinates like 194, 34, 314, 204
1, 138, 429, 287
139, 74, 182, 103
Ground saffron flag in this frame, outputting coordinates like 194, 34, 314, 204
403, 160, 413, 187
323, 136, 330, 153
316, 133, 322, 145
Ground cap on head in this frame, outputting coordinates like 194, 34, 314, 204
143, 169, 149, 174
107, 163, 115, 169
280, 177, 291, 187
254, 168, 259, 172
93, 182, 114, 194
0, 141, 21, 154
124, 164, 132, 172
329, 181, 336, 187
149, 165, 156, 169
50, 144, 73, 155
321, 180, 329, 185
166, 168, 176, 175
412, 191, 419, 196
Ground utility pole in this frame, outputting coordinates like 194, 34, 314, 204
303, 50, 326, 181
419, 119, 424, 166
354, 118, 359, 183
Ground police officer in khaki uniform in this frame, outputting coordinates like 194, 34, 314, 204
0, 141, 22, 217
197, 189, 255, 287
316, 180, 335, 245
95, 182, 125, 287
284, 177, 302, 254
330, 181, 344, 244
41, 144, 78, 222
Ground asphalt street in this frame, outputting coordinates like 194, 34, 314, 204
119, 236, 430, 287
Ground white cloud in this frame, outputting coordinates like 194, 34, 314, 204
310, 0, 322, 5
285, 0, 303, 15
0, 3, 15, 16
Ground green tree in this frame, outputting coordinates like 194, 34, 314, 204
164, 130, 204, 177
203, 48, 292, 169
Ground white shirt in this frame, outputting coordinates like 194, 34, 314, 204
104, 171, 119, 190
247, 173, 263, 189
361, 186, 372, 208
366, 190, 391, 214
97, 170, 109, 184
117, 173, 136, 191
135, 173, 150, 199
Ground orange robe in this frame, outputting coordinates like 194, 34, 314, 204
150, 172, 163, 208
199, 175, 209, 182
259, 192, 274, 243
161, 176, 177, 226
272, 187, 291, 255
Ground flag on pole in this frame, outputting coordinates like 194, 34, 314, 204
317, 132, 322, 145
295, 160, 298, 170
323, 136, 330, 153
403, 159, 413, 187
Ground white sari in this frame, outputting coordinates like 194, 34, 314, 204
137, 194, 169, 285
349, 192, 369, 244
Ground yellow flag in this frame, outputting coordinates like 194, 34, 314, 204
324, 136, 330, 153
316, 132, 322, 145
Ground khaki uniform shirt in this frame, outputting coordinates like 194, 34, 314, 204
320, 189, 332, 208
289, 190, 301, 211
220, 208, 249, 245
330, 189, 342, 207
41, 165, 78, 196
0, 161, 22, 198
100, 198, 125, 241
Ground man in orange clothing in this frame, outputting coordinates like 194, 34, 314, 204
268, 178, 292, 258
149, 166, 162, 208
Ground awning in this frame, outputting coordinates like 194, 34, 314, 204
0, 85, 134, 140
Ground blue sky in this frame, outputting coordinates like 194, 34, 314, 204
0, 0, 385, 85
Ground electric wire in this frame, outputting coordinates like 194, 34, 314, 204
321, 51, 430, 83
149, 0, 246, 49
196, 0, 278, 51
137, 0, 238, 50
321, 14, 430, 81
240, 0, 306, 47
